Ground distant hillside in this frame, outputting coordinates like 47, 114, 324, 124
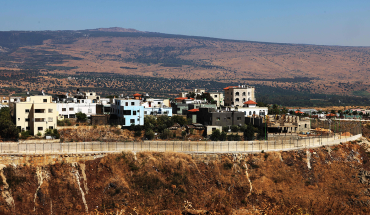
0, 28, 370, 97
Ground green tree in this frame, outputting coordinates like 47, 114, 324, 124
0, 107, 18, 139
76, 112, 87, 122
244, 124, 255, 141
161, 129, 171, 139
231, 125, 239, 132
145, 129, 155, 140
181, 131, 187, 139
220, 132, 227, 141
210, 129, 221, 141
171, 115, 187, 126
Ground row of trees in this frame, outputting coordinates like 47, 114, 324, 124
210, 124, 266, 141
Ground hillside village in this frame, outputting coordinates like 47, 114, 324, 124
0, 84, 367, 142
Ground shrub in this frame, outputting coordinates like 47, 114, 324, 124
37, 132, 42, 137
210, 129, 221, 141
220, 132, 227, 141
145, 129, 155, 140
233, 135, 241, 141
173, 132, 176, 138
134, 130, 142, 137
181, 131, 187, 139
227, 135, 234, 141
231, 125, 239, 132
222, 126, 229, 132
76, 112, 87, 122
20, 131, 30, 139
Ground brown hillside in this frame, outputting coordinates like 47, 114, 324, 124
0, 141, 370, 214
1, 30, 370, 95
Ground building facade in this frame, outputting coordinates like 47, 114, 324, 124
209, 91, 224, 107
110, 99, 144, 126
15, 96, 58, 136
57, 99, 97, 119
223, 85, 255, 107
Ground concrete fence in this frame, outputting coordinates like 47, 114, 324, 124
0, 134, 362, 154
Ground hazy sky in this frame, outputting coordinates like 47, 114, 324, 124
1, 0, 370, 46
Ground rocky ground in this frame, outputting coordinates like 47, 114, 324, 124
0, 139, 370, 214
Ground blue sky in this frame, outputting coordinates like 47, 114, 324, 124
1, 0, 370, 46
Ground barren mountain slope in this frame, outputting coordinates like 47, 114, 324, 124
1, 29, 370, 95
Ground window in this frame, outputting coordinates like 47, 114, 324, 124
125, 102, 128, 106
18, 118, 20, 121
62, 108, 66, 111
237, 117, 242, 120
38, 127, 43, 131
249, 111, 252, 115
133, 111, 136, 115
248, 92, 250, 96
49, 126, 53, 129
69, 108, 74, 111
25, 109, 30, 113
243, 98, 246, 102
212, 128, 216, 131
235, 98, 239, 102
48, 109, 53, 113
35, 118, 45, 122
48, 117, 53, 122
305, 124, 307, 128
242, 92, 246, 96
90, 93, 93, 95
25, 118, 29, 122
227, 117, 231, 120
137, 118, 140, 121
235, 92, 239, 96
144, 111, 147, 114
88, 109, 92, 113
214, 95, 217, 98
35, 109, 45, 113
130, 119, 135, 124
131, 102, 135, 105
43, 99, 47, 103
26, 127, 30, 131
217, 117, 220, 121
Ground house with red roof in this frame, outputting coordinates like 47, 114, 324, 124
223, 85, 255, 107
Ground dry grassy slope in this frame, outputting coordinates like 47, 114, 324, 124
7, 34, 370, 95
0, 141, 370, 214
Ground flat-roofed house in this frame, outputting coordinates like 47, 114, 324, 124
15, 96, 58, 136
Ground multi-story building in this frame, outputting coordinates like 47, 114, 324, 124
57, 99, 97, 119
232, 100, 268, 117
209, 91, 224, 107
110, 99, 144, 126
15, 96, 58, 136
179, 88, 206, 98
196, 108, 245, 127
144, 107, 173, 116
84, 92, 100, 103
223, 85, 255, 107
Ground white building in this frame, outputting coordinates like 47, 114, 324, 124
232, 100, 268, 117
57, 99, 97, 119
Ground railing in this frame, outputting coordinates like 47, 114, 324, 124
0, 120, 361, 154
0, 133, 361, 154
